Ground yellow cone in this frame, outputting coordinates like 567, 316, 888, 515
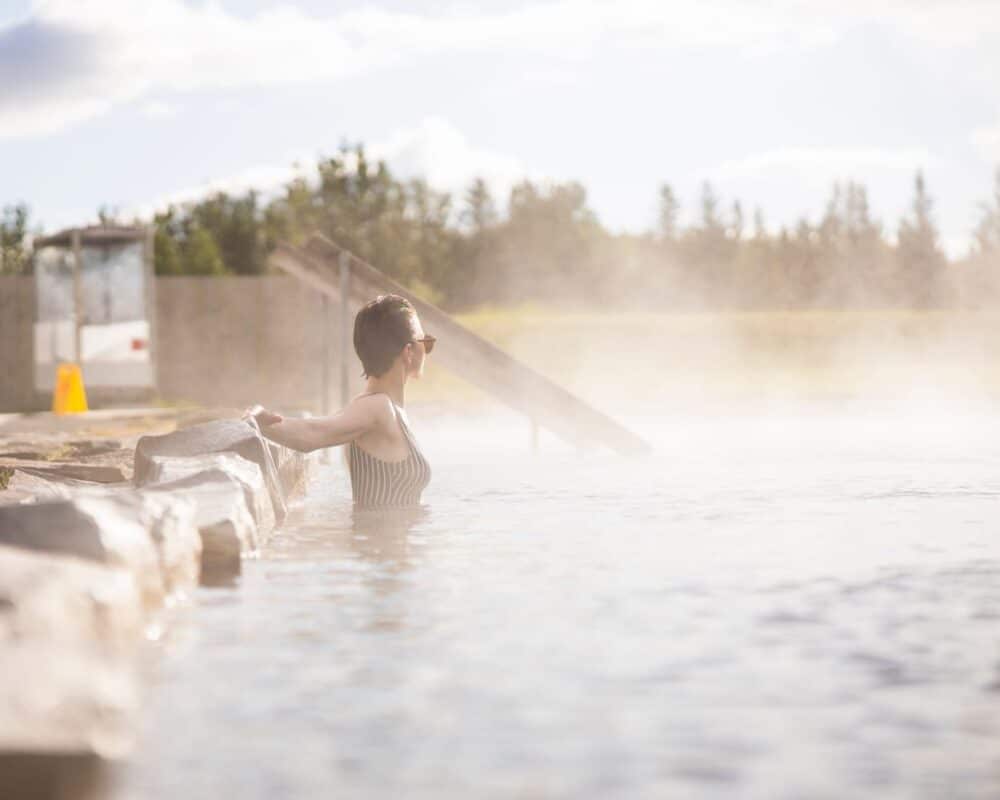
52, 363, 88, 414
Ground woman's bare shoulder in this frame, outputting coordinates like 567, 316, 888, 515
348, 392, 396, 427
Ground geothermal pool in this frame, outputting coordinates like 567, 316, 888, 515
113, 414, 1000, 799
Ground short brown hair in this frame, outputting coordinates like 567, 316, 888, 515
353, 294, 418, 378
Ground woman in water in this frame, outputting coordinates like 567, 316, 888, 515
248, 294, 433, 507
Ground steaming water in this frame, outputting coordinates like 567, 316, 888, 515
114, 414, 1000, 799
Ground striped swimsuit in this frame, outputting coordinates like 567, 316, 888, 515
347, 401, 431, 507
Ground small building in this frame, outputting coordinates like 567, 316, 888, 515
32, 225, 155, 399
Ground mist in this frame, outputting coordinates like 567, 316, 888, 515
5, 2, 1000, 796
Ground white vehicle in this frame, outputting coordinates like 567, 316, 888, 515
33, 226, 155, 393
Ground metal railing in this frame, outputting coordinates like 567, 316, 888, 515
270, 234, 651, 456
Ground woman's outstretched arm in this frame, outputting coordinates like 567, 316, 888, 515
246, 395, 387, 453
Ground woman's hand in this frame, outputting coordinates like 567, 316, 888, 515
243, 405, 283, 428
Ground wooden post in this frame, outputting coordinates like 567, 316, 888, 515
70, 229, 83, 364
339, 250, 351, 407
143, 225, 158, 394
321, 295, 330, 415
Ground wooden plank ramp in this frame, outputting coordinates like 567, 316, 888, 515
270, 235, 651, 456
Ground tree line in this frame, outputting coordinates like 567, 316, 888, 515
3, 146, 1000, 310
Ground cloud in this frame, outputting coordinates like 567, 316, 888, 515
0, 15, 115, 137
140, 100, 177, 119
4, 0, 997, 140
971, 122, 1000, 164
126, 117, 537, 220
369, 117, 538, 204
700, 144, 974, 257
0, 0, 367, 138
706, 146, 938, 183
857, 0, 1000, 47
128, 158, 316, 221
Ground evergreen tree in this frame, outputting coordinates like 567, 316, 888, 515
814, 181, 886, 306
462, 178, 498, 233
190, 191, 266, 275
0, 203, 30, 275
752, 207, 767, 241
152, 207, 227, 276
36, 138, 990, 310
966, 167, 1000, 305
399, 178, 454, 303
815, 183, 846, 304
699, 181, 724, 236
972, 167, 1000, 256
844, 182, 885, 305
729, 200, 744, 242
182, 226, 227, 275
498, 179, 604, 304
456, 178, 500, 306
682, 182, 735, 303
96, 205, 121, 226
658, 183, 680, 241
793, 218, 821, 307
897, 171, 947, 307
740, 207, 772, 308
153, 213, 183, 276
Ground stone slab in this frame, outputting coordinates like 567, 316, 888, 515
5, 469, 125, 500
0, 751, 108, 800
63, 448, 138, 483
0, 644, 138, 759
0, 548, 142, 794
135, 492, 201, 598
0, 462, 126, 484
0, 489, 33, 507
134, 419, 287, 522
143, 475, 258, 583
0, 545, 143, 647
140, 453, 274, 537
0, 439, 123, 461
0, 482, 200, 600
0, 497, 164, 612
0, 408, 179, 431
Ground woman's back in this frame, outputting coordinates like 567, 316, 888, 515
347, 401, 431, 507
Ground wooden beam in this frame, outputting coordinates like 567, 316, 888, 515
338, 250, 351, 407
70, 229, 83, 365
269, 238, 651, 456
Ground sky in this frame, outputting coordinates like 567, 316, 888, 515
1, 0, 999, 256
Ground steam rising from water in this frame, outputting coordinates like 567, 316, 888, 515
411, 309, 1000, 426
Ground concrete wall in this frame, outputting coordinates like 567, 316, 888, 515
0, 277, 39, 412
1, 276, 360, 413
155, 276, 360, 412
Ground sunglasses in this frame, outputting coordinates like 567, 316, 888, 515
410, 335, 436, 354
